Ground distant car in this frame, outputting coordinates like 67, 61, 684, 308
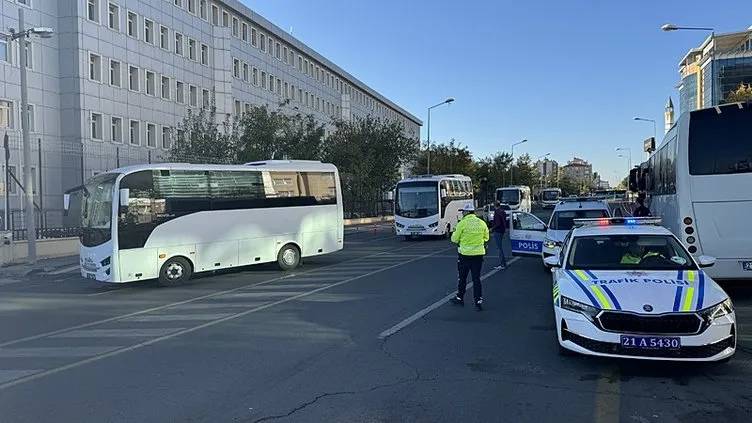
479, 204, 495, 224
547, 217, 735, 362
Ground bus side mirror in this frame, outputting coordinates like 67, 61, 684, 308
63, 194, 70, 216
119, 188, 130, 207
628, 168, 639, 192
698, 255, 716, 268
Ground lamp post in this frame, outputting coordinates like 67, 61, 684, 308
661, 24, 715, 104
615, 147, 632, 171
633, 117, 657, 140
426, 97, 454, 174
509, 139, 527, 186
3, 9, 54, 263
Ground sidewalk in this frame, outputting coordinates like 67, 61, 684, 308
0, 255, 78, 279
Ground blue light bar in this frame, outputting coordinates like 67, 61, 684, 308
573, 217, 662, 227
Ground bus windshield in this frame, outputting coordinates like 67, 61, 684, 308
497, 189, 520, 204
81, 173, 118, 247
395, 181, 439, 218
542, 190, 560, 201
689, 106, 752, 175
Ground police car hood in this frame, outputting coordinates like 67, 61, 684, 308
560, 270, 728, 314
547, 230, 568, 243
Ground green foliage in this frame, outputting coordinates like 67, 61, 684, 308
509, 153, 540, 189
411, 139, 475, 176
170, 107, 238, 163
236, 106, 324, 163
558, 176, 581, 196
726, 82, 752, 103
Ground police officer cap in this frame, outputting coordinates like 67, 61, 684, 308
462, 203, 476, 212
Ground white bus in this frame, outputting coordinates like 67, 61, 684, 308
496, 185, 532, 213
630, 102, 752, 281
66, 161, 343, 286
539, 187, 562, 208
394, 174, 473, 239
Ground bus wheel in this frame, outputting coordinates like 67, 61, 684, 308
158, 257, 192, 287
277, 244, 301, 270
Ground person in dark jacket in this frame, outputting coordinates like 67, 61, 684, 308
490, 201, 508, 269
633, 196, 652, 217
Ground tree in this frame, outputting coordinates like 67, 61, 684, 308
558, 176, 581, 196
510, 153, 540, 190
323, 116, 417, 216
618, 176, 629, 190
169, 106, 238, 163
726, 82, 752, 103
474, 151, 513, 198
412, 139, 474, 176
236, 106, 325, 162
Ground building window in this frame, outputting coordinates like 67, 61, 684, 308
232, 17, 239, 37
91, 112, 103, 140
298, 56, 302, 72
233, 58, 240, 78
87, 0, 99, 23
174, 32, 184, 56
252, 67, 258, 86
145, 70, 155, 95
108, 3, 120, 30
283, 46, 288, 64
176, 80, 185, 104
160, 25, 169, 49
276, 78, 281, 95
269, 74, 274, 92
111, 116, 123, 143
241, 22, 248, 42
0, 40, 8, 63
128, 65, 139, 91
199, 0, 207, 19
242, 63, 249, 82
284, 82, 289, 99
161, 75, 170, 100
109, 59, 121, 87
1, 100, 14, 129
202, 89, 210, 108
211, 4, 219, 25
200, 44, 208, 65
25, 104, 35, 132
89, 53, 102, 82
146, 123, 156, 147
129, 120, 140, 145
174, 0, 182, 7
234, 99, 241, 116
189, 85, 198, 106
161, 126, 172, 149
127, 11, 137, 38
251, 27, 257, 47
187, 0, 195, 14
222, 11, 229, 27
21, 41, 32, 69
261, 71, 267, 89
291, 84, 296, 100
188, 38, 197, 61
275, 42, 281, 60
259, 33, 266, 52
143, 18, 154, 44
298, 88, 302, 103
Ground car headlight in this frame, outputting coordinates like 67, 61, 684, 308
428, 222, 439, 228
560, 296, 600, 321
544, 237, 562, 249
395, 222, 405, 228
699, 298, 733, 321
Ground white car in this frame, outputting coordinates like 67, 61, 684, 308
545, 217, 736, 361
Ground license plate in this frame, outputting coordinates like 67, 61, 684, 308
741, 261, 752, 271
86, 273, 96, 280
411, 232, 421, 236
620, 335, 680, 350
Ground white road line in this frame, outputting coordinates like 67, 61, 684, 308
46, 265, 80, 276
0, 242, 423, 349
0, 346, 123, 358
221, 292, 305, 299
86, 288, 133, 297
378, 257, 521, 339
0, 245, 453, 391
52, 328, 184, 338
0, 370, 42, 384
121, 313, 233, 322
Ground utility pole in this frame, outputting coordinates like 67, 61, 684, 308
18, 8, 36, 262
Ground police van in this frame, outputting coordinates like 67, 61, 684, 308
545, 217, 735, 361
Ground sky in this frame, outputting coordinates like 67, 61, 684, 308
242, 0, 751, 185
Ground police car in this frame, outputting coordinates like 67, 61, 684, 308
545, 217, 736, 361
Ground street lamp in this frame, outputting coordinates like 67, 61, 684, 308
615, 147, 632, 171
426, 97, 455, 174
661, 24, 715, 104
2, 9, 55, 263
633, 117, 657, 140
509, 139, 528, 186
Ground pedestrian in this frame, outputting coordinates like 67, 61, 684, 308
633, 195, 651, 217
489, 201, 508, 270
450, 203, 490, 311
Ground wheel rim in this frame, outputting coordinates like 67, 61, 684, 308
165, 262, 184, 280
282, 248, 297, 266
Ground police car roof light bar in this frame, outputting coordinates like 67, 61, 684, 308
573, 217, 662, 227
559, 196, 601, 203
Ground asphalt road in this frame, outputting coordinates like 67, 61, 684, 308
0, 217, 751, 422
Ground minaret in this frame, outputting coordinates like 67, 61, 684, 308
664, 97, 675, 134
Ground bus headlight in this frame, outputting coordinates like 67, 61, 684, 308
395, 222, 404, 229
428, 222, 439, 228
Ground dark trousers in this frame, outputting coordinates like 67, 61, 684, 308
457, 254, 483, 301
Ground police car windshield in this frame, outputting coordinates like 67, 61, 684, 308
567, 234, 696, 271
550, 209, 609, 230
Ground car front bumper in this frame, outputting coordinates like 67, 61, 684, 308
554, 307, 736, 361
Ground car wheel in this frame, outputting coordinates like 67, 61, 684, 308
158, 256, 192, 287
277, 244, 301, 271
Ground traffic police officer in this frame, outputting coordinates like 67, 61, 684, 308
451, 203, 490, 310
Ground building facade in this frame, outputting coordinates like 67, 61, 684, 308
560, 157, 592, 188
0, 0, 421, 227
678, 26, 752, 114
535, 158, 558, 184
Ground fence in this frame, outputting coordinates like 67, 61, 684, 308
343, 199, 393, 219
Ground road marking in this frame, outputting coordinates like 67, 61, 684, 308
52, 328, 184, 338
0, 242, 422, 349
222, 291, 305, 299
0, 346, 122, 358
121, 313, 233, 322
86, 287, 133, 297
0, 370, 42, 384
378, 257, 521, 339
0, 245, 453, 390
46, 265, 80, 276
594, 368, 621, 423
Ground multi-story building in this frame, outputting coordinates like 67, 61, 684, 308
677, 26, 752, 114
535, 158, 558, 184
0, 0, 421, 227
561, 157, 592, 188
